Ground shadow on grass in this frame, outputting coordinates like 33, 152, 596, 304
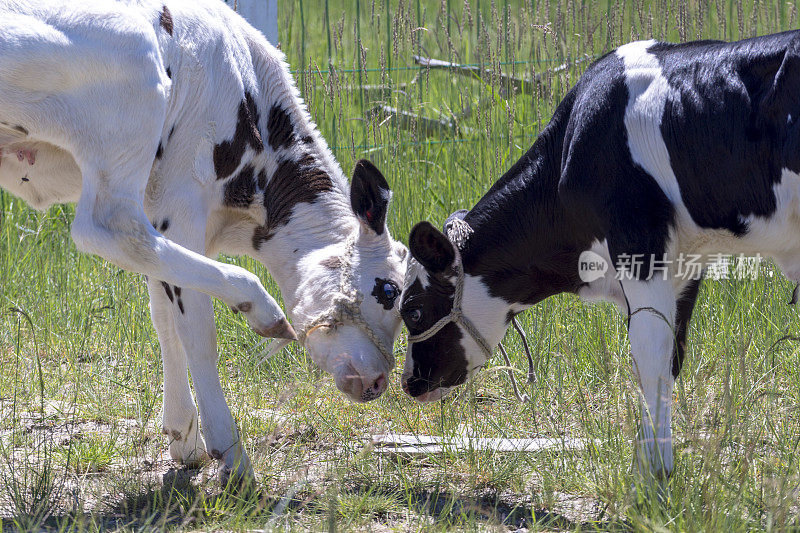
336, 482, 623, 531
1, 469, 624, 531
1, 466, 205, 531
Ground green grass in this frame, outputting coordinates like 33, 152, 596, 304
2, 0, 800, 530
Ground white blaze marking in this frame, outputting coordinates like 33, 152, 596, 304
617, 40, 683, 205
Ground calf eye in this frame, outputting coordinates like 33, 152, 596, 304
383, 282, 398, 301
372, 278, 400, 310
407, 309, 422, 323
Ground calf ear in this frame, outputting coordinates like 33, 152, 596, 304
409, 221, 456, 273
351, 159, 392, 235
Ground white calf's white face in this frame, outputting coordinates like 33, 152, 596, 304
300, 235, 406, 402
294, 160, 407, 402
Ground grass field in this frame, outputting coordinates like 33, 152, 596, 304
2, 0, 800, 530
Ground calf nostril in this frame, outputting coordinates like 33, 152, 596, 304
373, 373, 386, 393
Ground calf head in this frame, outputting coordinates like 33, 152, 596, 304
291, 160, 406, 402
400, 221, 510, 402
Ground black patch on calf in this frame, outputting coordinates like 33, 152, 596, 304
400, 275, 468, 396
257, 169, 267, 190
214, 92, 264, 180
174, 286, 184, 314
159, 5, 173, 35
300, 135, 314, 144
267, 104, 295, 150
671, 277, 702, 378
646, 33, 800, 235
223, 165, 257, 208
159, 219, 170, 233
165, 66, 171, 79
251, 154, 333, 248
155, 142, 163, 159
161, 282, 174, 303
371, 278, 399, 310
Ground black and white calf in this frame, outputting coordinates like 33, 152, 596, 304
0, 0, 406, 482
400, 31, 800, 478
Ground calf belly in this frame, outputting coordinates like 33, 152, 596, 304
0, 140, 81, 210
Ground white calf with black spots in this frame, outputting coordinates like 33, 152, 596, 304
401, 31, 800, 481
0, 0, 406, 484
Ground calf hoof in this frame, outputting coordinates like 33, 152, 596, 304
250, 315, 297, 340
236, 291, 296, 340
210, 447, 255, 491
171, 443, 210, 469
219, 463, 256, 492
164, 418, 210, 467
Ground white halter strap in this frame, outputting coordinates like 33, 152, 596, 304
405, 254, 493, 358
263, 232, 396, 366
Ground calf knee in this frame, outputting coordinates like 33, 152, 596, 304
71, 204, 158, 269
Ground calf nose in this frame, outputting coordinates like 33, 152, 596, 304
337, 364, 388, 402
359, 372, 387, 402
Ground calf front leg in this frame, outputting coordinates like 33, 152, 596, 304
621, 278, 678, 480
70, 172, 294, 341
170, 288, 253, 484
145, 210, 255, 483
148, 280, 208, 466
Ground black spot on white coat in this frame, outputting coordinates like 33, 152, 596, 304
161, 281, 174, 303
267, 104, 295, 150
159, 5, 173, 35
174, 286, 184, 314
223, 165, 256, 208
251, 154, 333, 248
214, 92, 264, 180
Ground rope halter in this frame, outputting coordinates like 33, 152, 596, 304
404, 217, 536, 402
263, 232, 396, 367
406, 255, 494, 359
406, 218, 493, 359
